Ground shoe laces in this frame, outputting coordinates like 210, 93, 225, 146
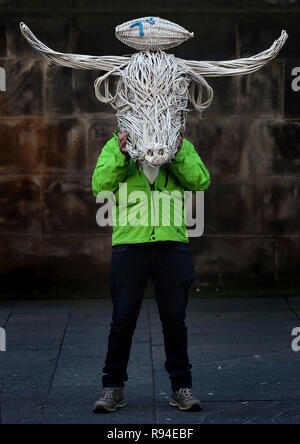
178, 388, 193, 400
101, 390, 114, 400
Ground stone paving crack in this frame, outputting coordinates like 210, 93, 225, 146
285, 297, 300, 321
39, 307, 73, 424
146, 300, 158, 424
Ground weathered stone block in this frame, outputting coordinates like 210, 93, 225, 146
185, 117, 251, 179
0, 233, 112, 291
188, 61, 282, 121
247, 120, 300, 177
0, 176, 41, 234
0, 120, 20, 173
236, 13, 295, 59
11, 0, 72, 13
70, 15, 127, 58
270, 180, 300, 235
190, 236, 275, 281
203, 76, 239, 118
240, 0, 300, 12
42, 176, 103, 235
7, 16, 72, 57
237, 60, 283, 119
0, 235, 41, 276
72, 0, 241, 13
284, 59, 300, 119
38, 234, 112, 288
87, 115, 118, 173
171, 13, 237, 60
205, 180, 251, 234
0, 59, 43, 116
0, 0, 10, 9
45, 64, 74, 117
278, 237, 300, 276
0, 17, 7, 57
38, 118, 87, 174
0, 118, 87, 174
73, 69, 110, 115
45, 63, 111, 117
205, 179, 300, 235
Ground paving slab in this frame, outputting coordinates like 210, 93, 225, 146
156, 400, 300, 425
153, 346, 300, 401
151, 318, 297, 352
41, 302, 155, 425
149, 297, 296, 322
13, 300, 74, 315
1, 297, 300, 424
0, 302, 14, 327
4, 312, 70, 352
0, 351, 58, 424
288, 297, 300, 318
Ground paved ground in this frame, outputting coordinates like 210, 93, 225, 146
0, 297, 300, 424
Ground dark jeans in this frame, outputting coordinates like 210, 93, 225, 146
102, 241, 194, 392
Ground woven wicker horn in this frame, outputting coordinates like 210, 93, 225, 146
176, 30, 288, 113
20, 22, 131, 71
19, 20, 289, 174
177, 30, 288, 78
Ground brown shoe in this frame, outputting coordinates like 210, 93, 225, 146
169, 388, 203, 411
93, 389, 126, 413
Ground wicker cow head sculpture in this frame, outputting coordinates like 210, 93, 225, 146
20, 18, 287, 182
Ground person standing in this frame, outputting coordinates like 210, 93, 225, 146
92, 131, 210, 413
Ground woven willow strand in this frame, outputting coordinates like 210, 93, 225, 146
20, 22, 288, 115
112, 51, 190, 167
20, 22, 288, 168
177, 30, 288, 77
176, 30, 288, 112
20, 22, 131, 71
115, 16, 194, 51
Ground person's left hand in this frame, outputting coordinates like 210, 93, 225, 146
177, 131, 184, 154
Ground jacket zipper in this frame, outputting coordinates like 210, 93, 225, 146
164, 167, 169, 188
151, 183, 155, 237
150, 167, 168, 238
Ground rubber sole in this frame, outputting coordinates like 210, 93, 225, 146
169, 400, 203, 412
93, 402, 127, 414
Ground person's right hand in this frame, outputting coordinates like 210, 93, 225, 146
118, 132, 130, 158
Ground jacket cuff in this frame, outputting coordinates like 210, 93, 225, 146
114, 143, 130, 165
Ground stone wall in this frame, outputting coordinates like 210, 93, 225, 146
0, 0, 299, 295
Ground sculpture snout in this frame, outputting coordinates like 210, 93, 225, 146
144, 145, 172, 167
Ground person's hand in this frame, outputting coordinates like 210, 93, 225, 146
118, 132, 130, 158
177, 131, 184, 154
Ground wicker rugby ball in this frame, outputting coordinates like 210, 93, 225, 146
115, 17, 194, 51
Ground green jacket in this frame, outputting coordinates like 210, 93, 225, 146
92, 131, 210, 246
